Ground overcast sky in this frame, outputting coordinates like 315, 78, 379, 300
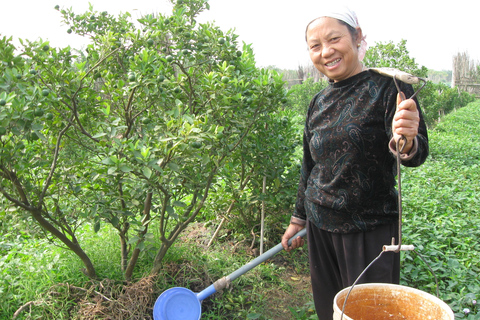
1, 0, 479, 71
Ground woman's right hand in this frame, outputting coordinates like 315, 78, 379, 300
281, 223, 305, 252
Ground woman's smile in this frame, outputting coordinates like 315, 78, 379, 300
325, 58, 341, 68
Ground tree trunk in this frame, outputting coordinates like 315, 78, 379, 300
150, 242, 171, 276
150, 165, 218, 276
30, 208, 97, 279
124, 192, 152, 281
120, 232, 128, 272
1, 161, 97, 279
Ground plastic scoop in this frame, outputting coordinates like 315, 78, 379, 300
153, 228, 307, 320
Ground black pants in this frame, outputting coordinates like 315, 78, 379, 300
307, 220, 400, 320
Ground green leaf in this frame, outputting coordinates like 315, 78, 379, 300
167, 162, 180, 172
166, 205, 178, 219
101, 104, 110, 116
166, 206, 174, 215
102, 157, 115, 165
119, 164, 132, 173
183, 114, 194, 124
110, 216, 119, 227
31, 123, 44, 131
142, 167, 152, 179
94, 221, 100, 233
172, 201, 186, 207
92, 132, 107, 139
127, 235, 140, 245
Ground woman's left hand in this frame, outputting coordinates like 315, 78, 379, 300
392, 92, 419, 153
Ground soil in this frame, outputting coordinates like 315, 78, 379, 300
262, 266, 313, 319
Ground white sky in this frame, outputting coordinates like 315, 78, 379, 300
1, 0, 479, 71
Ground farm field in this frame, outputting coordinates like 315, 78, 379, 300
1, 2, 479, 319
1, 101, 479, 319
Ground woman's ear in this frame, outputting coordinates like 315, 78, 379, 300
355, 27, 363, 46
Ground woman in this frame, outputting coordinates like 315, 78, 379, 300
281, 6, 429, 319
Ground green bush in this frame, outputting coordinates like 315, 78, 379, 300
287, 78, 328, 116
418, 82, 476, 127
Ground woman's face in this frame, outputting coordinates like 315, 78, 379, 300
306, 17, 363, 82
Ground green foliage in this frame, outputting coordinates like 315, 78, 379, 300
208, 77, 330, 235
418, 82, 476, 127
0, 231, 83, 318
401, 101, 480, 318
288, 301, 318, 319
204, 108, 301, 235
287, 78, 328, 116
427, 69, 452, 86
0, 0, 290, 281
363, 39, 428, 78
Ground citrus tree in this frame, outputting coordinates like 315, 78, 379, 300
0, 0, 287, 280
363, 39, 428, 78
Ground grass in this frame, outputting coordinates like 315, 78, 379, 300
0, 233, 81, 318
1, 100, 480, 319
400, 100, 480, 319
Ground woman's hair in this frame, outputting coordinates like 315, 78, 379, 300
305, 17, 359, 43
338, 20, 359, 42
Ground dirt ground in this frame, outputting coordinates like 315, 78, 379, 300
262, 268, 313, 319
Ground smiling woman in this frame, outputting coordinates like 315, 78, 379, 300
281, 5, 430, 320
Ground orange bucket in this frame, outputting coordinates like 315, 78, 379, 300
333, 283, 454, 320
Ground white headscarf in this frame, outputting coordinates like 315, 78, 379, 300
312, 5, 368, 61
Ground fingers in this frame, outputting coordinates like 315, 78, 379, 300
393, 94, 419, 143
282, 224, 306, 252
292, 236, 305, 250
283, 236, 305, 252
396, 93, 417, 113
284, 236, 305, 252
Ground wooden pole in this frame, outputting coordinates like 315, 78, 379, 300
260, 175, 266, 255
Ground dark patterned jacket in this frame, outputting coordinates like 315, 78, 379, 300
291, 70, 429, 233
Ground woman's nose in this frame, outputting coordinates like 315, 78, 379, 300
321, 45, 334, 57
